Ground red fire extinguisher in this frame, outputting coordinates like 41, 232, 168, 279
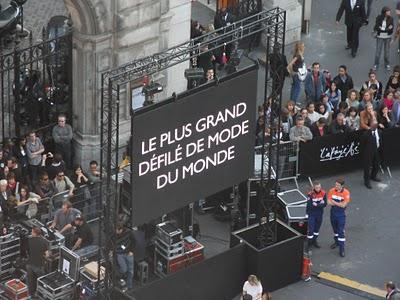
221, 51, 227, 65
301, 252, 312, 282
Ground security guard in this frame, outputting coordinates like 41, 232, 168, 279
328, 178, 351, 257
306, 182, 327, 249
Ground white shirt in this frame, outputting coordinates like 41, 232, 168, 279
381, 20, 387, 31
243, 281, 263, 300
308, 111, 320, 124
372, 130, 380, 148
350, 0, 356, 10
378, 19, 391, 39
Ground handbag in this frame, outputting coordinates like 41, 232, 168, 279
26, 202, 38, 219
297, 63, 308, 81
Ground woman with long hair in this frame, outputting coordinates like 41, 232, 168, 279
287, 42, 306, 103
242, 275, 268, 300
286, 100, 297, 117
385, 65, 400, 92
345, 89, 360, 109
325, 81, 342, 110
316, 102, 331, 123
15, 184, 41, 218
346, 107, 360, 131
280, 100, 297, 136
360, 102, 378, 130
377, 104, 394, 129
72, 165, 89, 187
382, 90, 395, 111
373, 7, 393, 70
16, 185, 40, 204
320, 94, 334, 113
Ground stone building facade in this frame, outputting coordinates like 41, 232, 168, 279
262, 0, 302, 45
63, 0, 191, 164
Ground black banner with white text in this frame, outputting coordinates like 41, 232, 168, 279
299, 127, 400, 177
131, 66, 258, 225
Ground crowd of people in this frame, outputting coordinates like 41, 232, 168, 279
0, 112, 141, 295
283, 42, 400, 139
257, 42, 400, 143
285, 63, 400, 137
252, 6, 400, 198
0, 114, 102, 221
256, 37, 400, 188
257, 58, 400, 139
281, 1, 400, 149
0, 113, 112, 297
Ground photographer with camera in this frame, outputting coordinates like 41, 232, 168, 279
40, 152, 66, 180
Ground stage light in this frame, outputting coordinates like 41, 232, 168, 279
184, 68, 204, 80
142, 82, 163, 96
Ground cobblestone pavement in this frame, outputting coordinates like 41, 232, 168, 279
0, 0, 67, 51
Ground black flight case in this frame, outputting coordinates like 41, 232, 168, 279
36, 246, 79, 300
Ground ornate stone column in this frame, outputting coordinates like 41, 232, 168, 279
71, 32, 113, 165
64, 0, 113, 165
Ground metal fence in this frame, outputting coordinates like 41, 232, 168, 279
254, 140, 300, 182
11, 183, 101, 224
246, 141, 300, 226
0, 24, 72, 141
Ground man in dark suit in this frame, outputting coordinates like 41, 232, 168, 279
214, 7, 235, 30
362, 121, 382, 189
336, 0, 367, 57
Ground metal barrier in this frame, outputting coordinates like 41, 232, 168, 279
11, 182, 101, 224
246, 141, 301, 226
277, 141, 300, 183
254, 140, 299, 182
0, 26, 73, 140
68, 183, 101, 223
11, 196, 51, 223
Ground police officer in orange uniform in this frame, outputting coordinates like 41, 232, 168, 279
328, 178, 351, 257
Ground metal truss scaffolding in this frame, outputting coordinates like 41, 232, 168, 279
257, 11, 287, 248
99, 7, 286, 297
